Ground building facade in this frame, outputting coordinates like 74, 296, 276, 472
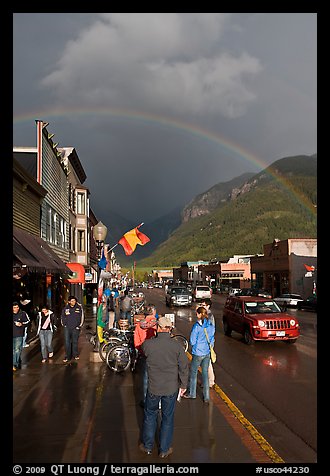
250, 238, 317, 298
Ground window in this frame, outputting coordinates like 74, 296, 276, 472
68, 184, 72, 209
77, 192, 86, 214
77, 230, 85, 252
57, 216, 66, 247
46, 207, 51, 241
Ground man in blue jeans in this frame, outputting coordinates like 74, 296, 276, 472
139, 315, 189, 458
13, 302, 30, 371
61, 296, 84, 363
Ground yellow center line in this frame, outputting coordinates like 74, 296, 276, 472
186, 351, 285, 463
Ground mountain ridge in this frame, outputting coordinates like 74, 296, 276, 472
137, 153, 317, 267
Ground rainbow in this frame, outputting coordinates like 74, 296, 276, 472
14, 107, 316, 216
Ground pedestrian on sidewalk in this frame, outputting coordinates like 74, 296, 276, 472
120, 290, 134, 325
61, 296, 84, 363
200, 299, 216, 388
37, 304, 57, 363
107, 291, 116, 329
139, 315, 189, 458
184, 306, 215, 404
13, 302, 30, 371
134, 304, 158, 406
20, 295, 32, 347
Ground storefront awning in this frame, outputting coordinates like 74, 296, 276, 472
66, 262, 86, 283
13, 226, 70, 274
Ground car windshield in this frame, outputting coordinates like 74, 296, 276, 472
244, 301, 282, 314
197, 287, 209, 291
171, 288, 187, 295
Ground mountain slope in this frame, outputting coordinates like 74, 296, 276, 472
139, 154, 317, 266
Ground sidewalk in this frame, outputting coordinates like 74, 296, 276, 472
14, 305, 274, 464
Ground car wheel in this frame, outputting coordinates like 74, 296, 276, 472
243, 328, 253, 345
223, 319, 232, 337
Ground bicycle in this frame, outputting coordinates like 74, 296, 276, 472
105, 327, 138, 372
170, 330, 188, 352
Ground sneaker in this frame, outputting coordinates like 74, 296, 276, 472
159, 447, 173, 458
183, 394, 196, 399
138, 443, 152, 455
13, 366, 17, 372
74, 356, 80, 360
63, 358, 69, 363
41, 359, 47, 363
49, 352, 54, 358
203, 400, 210, 405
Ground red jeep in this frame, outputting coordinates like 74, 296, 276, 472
223, 296, 300, 345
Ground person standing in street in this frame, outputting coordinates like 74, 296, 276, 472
200, 299, 216, 388
37, 304, 57, 363
139, 315, 189, 458
184, 306, 215, 404
13, 302, 30, 371
61, 296, 84, 363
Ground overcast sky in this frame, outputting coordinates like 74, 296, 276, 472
13, 13, 317, 228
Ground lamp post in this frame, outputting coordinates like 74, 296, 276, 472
93, 221, 108, 351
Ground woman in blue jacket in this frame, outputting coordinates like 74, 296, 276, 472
184, 306, 215, 404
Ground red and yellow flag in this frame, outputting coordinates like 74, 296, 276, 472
118, 224, 150, 256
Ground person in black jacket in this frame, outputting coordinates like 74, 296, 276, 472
37, 304, 57, 363
13, 302, 30, 371
61, 296, 84, 363
139, 315, 189, 458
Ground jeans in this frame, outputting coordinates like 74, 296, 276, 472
63, 327, 80, 360
39, 329, 53, 359
120, 310, 131, 324
140, 356, 148, 402
142, 390, 177, 453
13, 336, 23, 367
188, 353, 210, 401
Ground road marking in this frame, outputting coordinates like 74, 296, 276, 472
186, 351, 285, 463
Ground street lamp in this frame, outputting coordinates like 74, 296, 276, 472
92, 221, 108, 351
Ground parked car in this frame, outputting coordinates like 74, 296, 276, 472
273, 293, 303, 308
297, 295, 317, 312
238, 288, 272, 298
165, 286, 192, 307
222, 295, 300, 345
192, 285, 212, 301
229, 288, 241, 296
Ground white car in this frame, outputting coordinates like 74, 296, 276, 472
192, 285, 212, 301
273, 293, 303, 307
229, 288, 241, 296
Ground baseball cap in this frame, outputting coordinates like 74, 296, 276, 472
158, 315, 172, 328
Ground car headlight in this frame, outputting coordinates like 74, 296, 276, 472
290, 319, 296, 326
258, 320, 265, 327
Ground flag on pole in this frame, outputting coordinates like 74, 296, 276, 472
304, 264, 315, 272
98, 247, 107, 269
118, 224, 150, 256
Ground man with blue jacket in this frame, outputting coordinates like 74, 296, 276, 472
61, 295, 84, 363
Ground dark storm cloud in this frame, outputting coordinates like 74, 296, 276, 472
13, 13, 317, 224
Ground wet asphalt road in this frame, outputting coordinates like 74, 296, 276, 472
13, 290, 317, 464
